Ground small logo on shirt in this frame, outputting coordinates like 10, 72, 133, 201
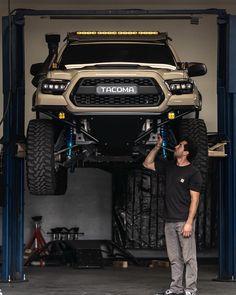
180, 178, 185, 183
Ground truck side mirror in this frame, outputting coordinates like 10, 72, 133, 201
187, 62, 207, 77
30, 63, 44, 76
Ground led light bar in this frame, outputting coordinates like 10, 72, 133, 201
67, 31, 168, 42
75, 31, 160, 35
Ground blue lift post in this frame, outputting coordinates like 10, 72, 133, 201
217, 14, 236, 281
1, 8, 234, 282
1, 14, 25, 281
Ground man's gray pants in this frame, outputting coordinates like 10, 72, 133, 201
165, 221, 197, 294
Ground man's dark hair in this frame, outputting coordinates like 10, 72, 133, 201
181, 137, 198, 162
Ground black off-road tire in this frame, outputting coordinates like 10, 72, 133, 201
178, 118, 208, 191
26, 119, 67, 195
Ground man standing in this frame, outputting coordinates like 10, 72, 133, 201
143, 136, 202, 295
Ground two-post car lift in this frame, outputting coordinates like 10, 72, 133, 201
1, 8, 236, 282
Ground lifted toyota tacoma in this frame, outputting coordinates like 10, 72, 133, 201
26, 31, 208, 195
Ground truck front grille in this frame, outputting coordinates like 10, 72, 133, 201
70, 77, 165, 107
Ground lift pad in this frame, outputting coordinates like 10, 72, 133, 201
208, 142, 227, 157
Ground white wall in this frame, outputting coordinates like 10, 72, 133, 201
24, 168, 112, 243
0, 1, 236, 244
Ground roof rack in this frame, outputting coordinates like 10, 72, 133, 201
66, 31, 170, 43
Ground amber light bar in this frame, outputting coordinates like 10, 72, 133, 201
67, 31, 168, 42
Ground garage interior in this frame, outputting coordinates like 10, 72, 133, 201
1, 1, 236, 295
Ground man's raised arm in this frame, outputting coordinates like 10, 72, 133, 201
143, 136, 163, 171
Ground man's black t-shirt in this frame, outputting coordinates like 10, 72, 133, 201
155, 158, 202, 222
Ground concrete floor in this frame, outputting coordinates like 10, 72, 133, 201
1, 264, 236, 295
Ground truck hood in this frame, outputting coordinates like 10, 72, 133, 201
64, 62, 176, 70
47, 65, 188, 80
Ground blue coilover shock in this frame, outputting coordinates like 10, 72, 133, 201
67, 126, 76, 171
160, 126, 168, 159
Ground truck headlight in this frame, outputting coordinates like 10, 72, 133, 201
165, 79, 193, 95
41, 79, 70, 95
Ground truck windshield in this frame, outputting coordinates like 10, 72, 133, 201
59, 43, 176, 67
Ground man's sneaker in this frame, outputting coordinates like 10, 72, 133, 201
155, 289, 184, 295
185, 292, 196, 295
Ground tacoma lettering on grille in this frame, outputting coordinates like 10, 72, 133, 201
70, 77, 165, 107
